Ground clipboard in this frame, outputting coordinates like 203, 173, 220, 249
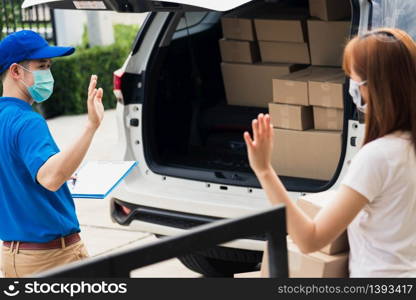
66, 161, 138, 199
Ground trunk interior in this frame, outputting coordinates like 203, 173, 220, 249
143, 0, 354, 191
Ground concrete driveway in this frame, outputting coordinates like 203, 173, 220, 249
0, 108, 199, 278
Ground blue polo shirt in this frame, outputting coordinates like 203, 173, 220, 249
0, 97, 80, 242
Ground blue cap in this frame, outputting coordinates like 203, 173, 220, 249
0, 30, 75, 74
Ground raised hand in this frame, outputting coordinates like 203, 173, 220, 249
86, 74, 104, 131
243, 114, 274, 176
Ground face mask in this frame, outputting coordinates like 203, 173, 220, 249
19, 65, 54, 103
349, 78, 367, 113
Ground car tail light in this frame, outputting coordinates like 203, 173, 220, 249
119, 203, 132, 216
113, 69, 124, 103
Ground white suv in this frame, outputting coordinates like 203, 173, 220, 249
29, 0, 412, 276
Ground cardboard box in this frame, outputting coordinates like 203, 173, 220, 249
297, 190, 339, 218
221, 62, 305, 108
308, 20, 350, 66
260, 236, 349, 278
221, 16, 256, 41
287, 237, 349, 277
297, 191, 349, 255
234, 271, 262, 278
254, 19, 307, 42
269, 103, 314, 131
309, 0, 351, 21
272, 129, 341, 180
272, 67, 335, 105
219, 39, 260, 63
309, 72, 345, 109
313, 106, 343, 130
220, 3, 308, 41
259, 41, 310, 64
273, 75, 309, 106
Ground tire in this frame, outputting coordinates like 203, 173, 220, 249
154, 235, 262, 277
178, 253, 260, 277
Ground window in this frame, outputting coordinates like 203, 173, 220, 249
371, 0, 416, 39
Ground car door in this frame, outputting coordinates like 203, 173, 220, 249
22, 0, 253, 12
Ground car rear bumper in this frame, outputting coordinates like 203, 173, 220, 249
111, 197, 267, 251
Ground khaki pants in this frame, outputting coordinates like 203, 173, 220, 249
0, 239, 89, 278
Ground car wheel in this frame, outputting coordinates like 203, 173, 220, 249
154, 234, 262, 277
178, 253, 260, 277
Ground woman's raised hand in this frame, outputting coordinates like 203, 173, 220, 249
243, 114, 274, 176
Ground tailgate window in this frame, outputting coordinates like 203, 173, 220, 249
371, 0, 416, 39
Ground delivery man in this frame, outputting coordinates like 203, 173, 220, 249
0, 30, 104, 277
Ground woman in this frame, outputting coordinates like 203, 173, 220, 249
244, 28, 416, 277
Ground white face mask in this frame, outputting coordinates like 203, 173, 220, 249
349, 78, 367, 113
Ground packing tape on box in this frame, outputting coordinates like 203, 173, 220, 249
235, 18, 243, 34
320, 82, 331, 92
285, 81, 295, 87
288, 242, 301, 273
279, 105, 291, 128
326, 109, 341, 130
286, 96, 296, 103
232, 46, 243, 61
327, 108, 337, 117
320, 82, 332, 106
328, 121, 338, 129
321, 96, 332, 107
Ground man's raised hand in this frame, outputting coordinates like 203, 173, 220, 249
86, 74, 104, 131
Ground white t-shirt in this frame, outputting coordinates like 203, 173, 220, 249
342, 131, 416, 277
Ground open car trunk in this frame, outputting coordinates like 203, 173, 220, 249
143, 0, 355, 191
22, 0, 358, 192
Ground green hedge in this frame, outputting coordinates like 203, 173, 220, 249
1, 24, 139, 118
36, 43, 127, 118
37, 24, 139, 118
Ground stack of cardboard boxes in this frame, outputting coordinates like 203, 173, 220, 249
268, 0, 350, 181
220, 11, 308, 108
287, 191, 349, 277
307, 0, 351, 66
235, 190, 349, 278
219, 0, 350, 181
255, 17, 310, 65
270, 66, 345, 181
